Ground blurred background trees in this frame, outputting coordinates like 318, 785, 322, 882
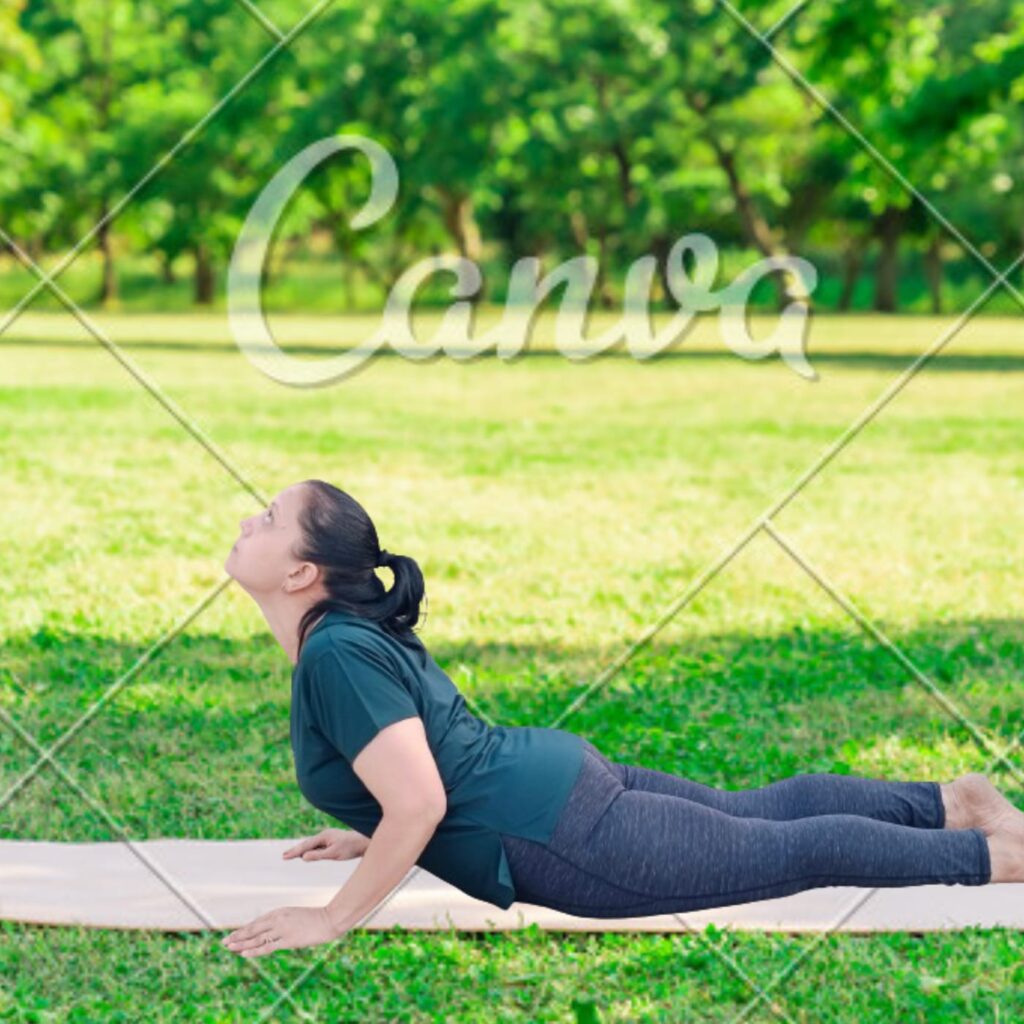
2, 0, 1023, 315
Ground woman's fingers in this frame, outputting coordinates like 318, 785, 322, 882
282, 835, 322, 859
301, 844, 332, 860
224, 922, 275, 952
223, 913, 270, 947
282, 829, 349, 861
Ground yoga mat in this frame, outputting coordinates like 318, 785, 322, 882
2, 839, 1020, 933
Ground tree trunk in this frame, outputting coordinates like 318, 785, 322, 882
439, 190, 482, 262
193, 242, 214, 305
611, 140, 637, 209
873, 206, 905, 312
838, 235, 866, 311
593, 231, 615, 310
594, 73, 637, 211
569, 209, 589, 251
438, 189, 484, 303
160, 252, 177, 285
97, 208, 118, 307
651, 234, 673, 309
923, 234, 943, 315
709, 138, 806, 311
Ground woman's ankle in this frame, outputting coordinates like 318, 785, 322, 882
986, 827, 1022, 883
939, 778, 972, 830
943, 773, 1021, 835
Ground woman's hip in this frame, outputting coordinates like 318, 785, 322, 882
499, 739, 626, 898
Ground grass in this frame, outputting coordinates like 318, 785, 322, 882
1, 307, 1022, 1021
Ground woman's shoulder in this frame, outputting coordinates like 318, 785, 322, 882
298, 612, 422, 682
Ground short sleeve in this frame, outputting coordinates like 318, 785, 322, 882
301, 640, 420, 762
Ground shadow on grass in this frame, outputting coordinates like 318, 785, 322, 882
1, 615, 1022, 841
1, 618, 1022, 1023
3, 336, 1024, 373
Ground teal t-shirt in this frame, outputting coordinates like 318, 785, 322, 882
290, 610, 585, 909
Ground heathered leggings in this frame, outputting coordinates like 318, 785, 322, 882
498, 740, 991, 918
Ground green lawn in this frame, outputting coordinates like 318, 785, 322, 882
1, 309, 1022, 1021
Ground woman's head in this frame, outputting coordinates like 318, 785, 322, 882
225, 480, 428, 663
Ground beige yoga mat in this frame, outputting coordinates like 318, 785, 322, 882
2, 838, 1020, 934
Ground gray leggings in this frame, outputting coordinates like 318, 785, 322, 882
499, 741, 991, 918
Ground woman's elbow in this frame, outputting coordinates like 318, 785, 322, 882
384, 795, 446, 827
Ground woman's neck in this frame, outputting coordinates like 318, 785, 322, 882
258, 596, 328, 667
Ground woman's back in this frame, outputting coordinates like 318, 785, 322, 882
290, 610, 585, 908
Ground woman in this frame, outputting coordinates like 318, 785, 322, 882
220, 480, 1020, 958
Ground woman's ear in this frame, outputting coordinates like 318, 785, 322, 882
284, 560, 321, 594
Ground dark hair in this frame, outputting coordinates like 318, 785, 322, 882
293, 479, 429, 666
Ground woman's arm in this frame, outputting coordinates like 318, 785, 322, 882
324, 805, 443, 934
323, 715, 447, 935
223, 718, 445, 958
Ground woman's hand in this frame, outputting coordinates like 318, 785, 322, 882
221, 905, 342, 958
282, 828, 369, 862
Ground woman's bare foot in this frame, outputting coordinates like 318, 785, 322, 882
985, 814, 1024, 883
941, 772, 1021, 835
937, 774, 1024, 884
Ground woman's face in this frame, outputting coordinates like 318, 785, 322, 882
224, 482, 314, 596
